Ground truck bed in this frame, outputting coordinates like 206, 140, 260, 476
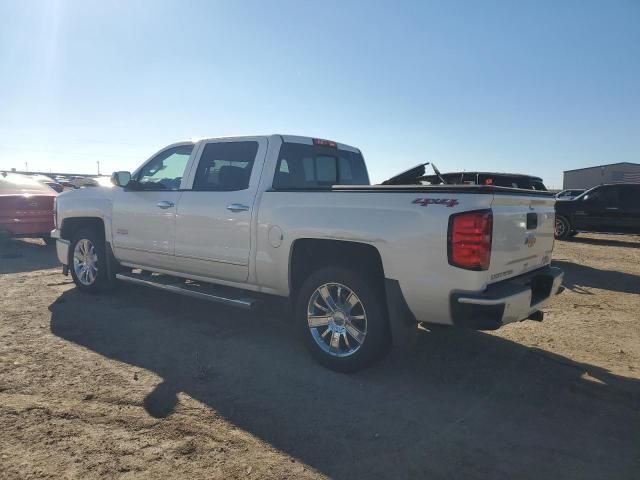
269, 184, 555, 196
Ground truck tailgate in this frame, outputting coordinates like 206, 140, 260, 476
488, 194, 556, 284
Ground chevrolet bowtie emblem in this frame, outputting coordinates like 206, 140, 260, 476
524, 235, 537, 248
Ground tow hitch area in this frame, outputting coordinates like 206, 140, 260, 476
527, 310, 544, 322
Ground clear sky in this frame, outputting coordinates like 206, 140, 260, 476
1, 0, 638, 188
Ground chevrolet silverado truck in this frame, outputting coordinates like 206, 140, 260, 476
51, 135, 564, 372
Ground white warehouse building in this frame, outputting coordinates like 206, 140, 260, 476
563, 162, 640, 189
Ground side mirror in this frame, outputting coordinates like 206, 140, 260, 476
111, 171, 132, 187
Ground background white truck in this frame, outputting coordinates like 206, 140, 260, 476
52, 135, 563, 371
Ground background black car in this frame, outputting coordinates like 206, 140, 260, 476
423, 171, 547, 190
555, 188, 585, 199
554, 183, 640, 239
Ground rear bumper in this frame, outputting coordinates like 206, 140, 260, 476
450, 266, 564, 330
0, 218, 54, 237
51, 229, 70, 265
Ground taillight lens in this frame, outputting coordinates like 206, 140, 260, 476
448, 210, 493, 270
53, 197, 57, 228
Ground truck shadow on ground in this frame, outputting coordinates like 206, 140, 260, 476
49, 287, 640, 480
565, 235, 640, 249
0, 238, 59, 274
553, 260, 640, 295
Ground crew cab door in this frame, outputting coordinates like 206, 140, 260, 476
619, 185, 640, 232
574, 185, 621, 231
173, 138, 267, 282
111, 144, 195, 270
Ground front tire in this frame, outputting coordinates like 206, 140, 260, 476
69, 228, 108, 292
296, 266, 390, 373
555, 215, 571, 240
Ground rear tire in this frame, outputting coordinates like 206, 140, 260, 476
69, 228, 108, 293
554, 215, 571, 240
295, 266, 390, 373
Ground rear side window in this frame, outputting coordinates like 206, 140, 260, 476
273, 143, 369, 189
586, 186, 619, 204
620, 185, 640, 203
193, 141, 258, 191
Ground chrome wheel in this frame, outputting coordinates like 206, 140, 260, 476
73, 239, 98, 286
307, 282, 367, 358
555, 217, 567, 238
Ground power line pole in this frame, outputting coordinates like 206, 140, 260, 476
97, 161, 100, 175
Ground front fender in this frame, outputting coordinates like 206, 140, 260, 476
57, 188, 115, 241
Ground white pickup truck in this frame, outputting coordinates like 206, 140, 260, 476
52, 135, 563, 371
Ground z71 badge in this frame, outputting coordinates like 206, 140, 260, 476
412, 198, 459, 208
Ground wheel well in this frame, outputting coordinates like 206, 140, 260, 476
556, 214, 572, 227
60, 217, 105, 242
289, 239, 385, 297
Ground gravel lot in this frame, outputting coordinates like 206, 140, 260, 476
1, 233, 639, 479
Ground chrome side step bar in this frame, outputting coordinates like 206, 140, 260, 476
115, 272, 258, 310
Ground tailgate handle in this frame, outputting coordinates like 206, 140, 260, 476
526, 212, 538, 230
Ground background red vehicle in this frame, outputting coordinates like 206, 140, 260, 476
0, 172, 56, 244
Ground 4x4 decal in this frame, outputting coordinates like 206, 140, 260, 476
412, 198, 459, 208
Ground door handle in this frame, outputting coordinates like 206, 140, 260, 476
226, 203, 250, 212
156, 200, 175, 209
606, 207, 619, 211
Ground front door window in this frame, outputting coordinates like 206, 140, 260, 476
136, 145, 194, 190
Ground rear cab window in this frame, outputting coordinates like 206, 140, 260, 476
584, 186, 620, 204
273, 142, 369, 189
478, 174, 547, 190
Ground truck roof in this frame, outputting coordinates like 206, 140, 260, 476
440, 171, 544, 181
186, 134, 361, 154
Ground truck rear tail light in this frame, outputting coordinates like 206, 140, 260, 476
312, 138, 337, 148
53, 196, 57, 228
448, 210, 493, 271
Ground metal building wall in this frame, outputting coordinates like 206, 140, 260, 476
563, 167, 604, 189
608, 163, 640, 184
563, 164, 640, 189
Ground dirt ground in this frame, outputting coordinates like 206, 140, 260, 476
1, 233, 639, 479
